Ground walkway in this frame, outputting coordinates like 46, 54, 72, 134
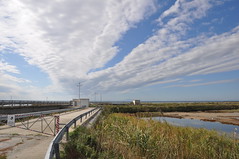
0, 107, 95, 159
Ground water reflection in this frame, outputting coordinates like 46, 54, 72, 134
146, 117, 239, 134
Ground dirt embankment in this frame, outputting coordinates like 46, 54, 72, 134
163, 111, 239, 126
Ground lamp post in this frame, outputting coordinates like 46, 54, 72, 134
94, 92, 98, 102
77, 82, 82, 99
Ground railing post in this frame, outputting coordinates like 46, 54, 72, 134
27, 118, 29, 129
66, 127, 69, 141
74, 119, 76, 128
54, 116, 56, 135
54, 116, 60, 135
41, 115, 43, 133
54, 143, 60, 159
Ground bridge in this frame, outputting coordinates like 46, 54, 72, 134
0, 100, 74, 114
0, 100, 71, 107
0, 105, 100, 159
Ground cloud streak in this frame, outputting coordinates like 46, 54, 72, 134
0, 0, 238, 100
167, 79, 238, 88
0, 60, 20, 74
85, 0, 239, 94
85, 26, 239, 93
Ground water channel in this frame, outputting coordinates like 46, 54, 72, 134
145, 117, 239, 135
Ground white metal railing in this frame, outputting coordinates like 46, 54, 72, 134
45, 107, 101, 159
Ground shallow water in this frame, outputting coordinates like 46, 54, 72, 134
145, 116, 239, 135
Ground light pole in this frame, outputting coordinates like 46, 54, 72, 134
94, 92, 97, 102
77, 82, 82, 99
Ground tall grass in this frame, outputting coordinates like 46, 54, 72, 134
63, 113, 239, 159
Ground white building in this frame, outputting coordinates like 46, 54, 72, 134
72, 99, 89, 107
133, 100, 140, 105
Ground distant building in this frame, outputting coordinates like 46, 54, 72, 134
72, 98, 89, 107
133, 100, 140, 105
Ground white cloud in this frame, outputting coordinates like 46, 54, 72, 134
158, 0, 212, 35
0, 0, 157, 98
0, 60, 20, 74
0, 0, 238, 100
16, 0, 156, 77
166, 79, 238, 88
84, 0, 239, 94
0, 73, 30, 83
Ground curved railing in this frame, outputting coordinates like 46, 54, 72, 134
45, 107, 101, 159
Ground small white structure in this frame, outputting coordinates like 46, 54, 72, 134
7, 115, 15, 126
133, 100, 140, 105
80, 98, 89, 107
72, 98, 89, 107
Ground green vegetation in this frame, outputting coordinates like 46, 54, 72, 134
62, 112, 239, 159
0, 155, 7, 159
104, 102, 239, 113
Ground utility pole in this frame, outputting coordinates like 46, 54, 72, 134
94, 92, 97, 102
100, 93, 102, 102
77, 82, 82, 99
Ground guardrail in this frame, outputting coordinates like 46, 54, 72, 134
0, 100, 71, 107
0, 106, 86, 122
45, 107, 100, 159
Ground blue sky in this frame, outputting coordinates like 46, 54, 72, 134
0, 0, 239, 101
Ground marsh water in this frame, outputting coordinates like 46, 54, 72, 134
145, 116, 239, 135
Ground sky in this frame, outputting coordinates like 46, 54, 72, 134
0, 0, 239, 101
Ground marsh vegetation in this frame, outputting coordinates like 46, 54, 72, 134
62, 103, 239, 159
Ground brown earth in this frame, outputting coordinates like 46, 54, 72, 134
163, 111, 239, 126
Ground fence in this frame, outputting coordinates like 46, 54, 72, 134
14, 114, 60, 135
0, 106, 87, 135
45, 107, 101, 159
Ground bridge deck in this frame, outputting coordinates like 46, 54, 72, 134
0, 107, 96, 159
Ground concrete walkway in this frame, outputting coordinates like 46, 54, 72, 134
0, 107, 96, 159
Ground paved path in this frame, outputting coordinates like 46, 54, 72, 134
0, 107, 96, 159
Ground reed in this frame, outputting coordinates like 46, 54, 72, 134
63, 113, 239, 159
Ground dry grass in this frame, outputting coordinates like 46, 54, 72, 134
63, 113, 239, 159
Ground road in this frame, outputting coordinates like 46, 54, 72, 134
0, 107, 96, 159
